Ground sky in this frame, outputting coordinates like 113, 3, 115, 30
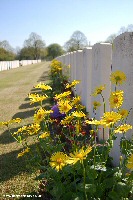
0, 0, 133, 49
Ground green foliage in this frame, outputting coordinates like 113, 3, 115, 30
46, 43, 64, 60
24, 32, 46, 59
0, 47, 15, 61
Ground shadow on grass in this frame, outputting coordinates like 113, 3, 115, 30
0, 127, 18, 144
12, 109, 35, 119
37, 70, 50, 82
0, 142, 41, 183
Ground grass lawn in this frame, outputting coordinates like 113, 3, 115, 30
0, 61, 51, 199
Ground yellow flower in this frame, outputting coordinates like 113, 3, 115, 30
0, 118, 21, 126
13, 118, 21, 123
110, 70, 126, 85
126, 154, 133, 171
114, 124, 132, 133
118, 109, 128, 119
17, 147, 30, 158
65, 80, 80, 89
28, 123, 40, 135
66, 146, 92, 165
58, 100, 72, 113
61, 115, 74, 125
34, 108, 45, 123
75, 104, 85, 110
55, 91, 71, 100
100, 111, 122, 127
71, 96, 81, 106
34, 108, 53, 123
109, 90, 124, 108
35, 83, 52, 90
93, 101, 101, 110
85, 119, 102, 126
72, 111, 86, 118
50, 152, 68, 171
39, 132, 50, 139
92, 85, 106, 96
28, 93, 48, 104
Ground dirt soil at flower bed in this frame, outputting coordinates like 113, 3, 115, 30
0, 61, 51, 199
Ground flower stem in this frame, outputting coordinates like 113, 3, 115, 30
82, 162, 88, 200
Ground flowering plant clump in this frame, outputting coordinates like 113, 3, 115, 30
1, 60, 133, 199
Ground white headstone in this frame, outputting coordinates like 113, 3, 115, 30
91, 43, 112, 140
110, 32, 133, 166
81, 47, 92, 113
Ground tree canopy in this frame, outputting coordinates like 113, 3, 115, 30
64, 30, 88, 52
0, 48, 15, 61
46, 43, 64, 60
24, 32, 46, 59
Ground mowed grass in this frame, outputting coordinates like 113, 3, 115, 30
0, 61, 51, 199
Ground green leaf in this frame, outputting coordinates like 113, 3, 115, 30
50, 182, 65, 198
77, 183, 96, 194
86, 167, 98, 180
102, 177, 114, 189
35, 173, 45, 180
108, 191, 120, 200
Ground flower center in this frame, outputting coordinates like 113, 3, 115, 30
97, 89, 102, 94
114, 97, 118, 103
115, 76, 121, 82
76, 153, 83, 159
56, 158, 63, 164
107, 118, 114, 123
38, 114, 42, 119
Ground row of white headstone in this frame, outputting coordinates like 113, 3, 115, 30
56, 32, 133, 166
0, 59, 41, 71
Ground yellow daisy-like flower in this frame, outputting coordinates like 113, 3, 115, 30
100, 111, 122, 127
50, 152, 68, 171
85, 119, 102, 126
0, 118, 21, 126
118, 109, 128, 119
65, 80, 80, 89
27, 123, 40, 135
58, 100, 72, 113
72, 111, 86, 118
34, 108, 45, 123
75, 104, 86, 110
66, 146, 92, 165
28, 93, 48, 104
17, 147, 30, 158
55, 91, 71, 100
109, 90, 124, 108
61, 115, 74, 125
92, 85, 106, 96
35, 83, 52, 90
110, 70, 126, 85
71, 96, 81, 106
126, 154, 133, 171
39, 132, 50, 139
13, 125, 28, 135
114, 124, 132, 133
13, 118, 22, 123
93, 101, 101, 110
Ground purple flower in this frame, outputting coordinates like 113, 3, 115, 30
50, 104, 66, 119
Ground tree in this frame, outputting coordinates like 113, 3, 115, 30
0, 47, 15, 61
24, 32, 46, 59
64, 30, 88, 52
0, 40, 14, 52
105, 34, 117, 43
118, 24, 133, 35
18, 47, 35, 60
47, 43, 64, 60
